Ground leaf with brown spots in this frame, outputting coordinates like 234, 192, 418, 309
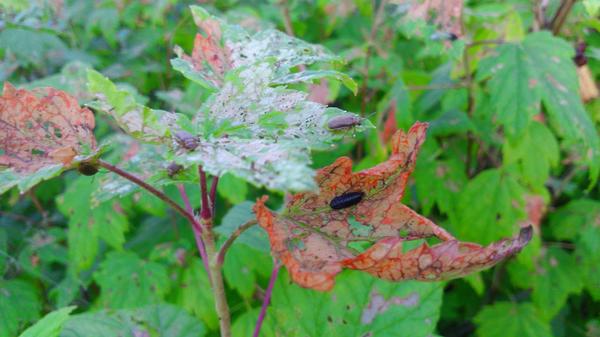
0, 83, 97, 194
254, 122, 532, 291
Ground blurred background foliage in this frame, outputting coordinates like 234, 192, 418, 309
1, 0, 600, 336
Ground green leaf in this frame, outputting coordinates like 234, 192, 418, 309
93, 251, 170, 308
19, 306, 76, 337
86, 69, 180, 143
223, 243, 272, 299
453, 169, 526, 244
475, 302, 552, 337
531, 248, 583, 320
549, 199, 600, 300
0, 28, 67, 66
0, 279, 41, 337
57, 177, 128, 272
24, 62, 92, 102
414, 142, 467, 215
503, 122, 559, 188
264, 270, 443, 337
217, 173, 248, 204
60, 304, 206, 337
478, 32, 600, 182
477, 37, 540, 138
0, 228, 6, 275
175, 258, 218, 330
215, 201, 270, 252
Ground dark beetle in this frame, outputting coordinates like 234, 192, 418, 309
78, 161, 99, 176
327, 114, 362, 130
173, 131, 199, 150
167, 162, 184, 178
330, 191, 365, 210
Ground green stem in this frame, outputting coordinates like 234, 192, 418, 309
203, 224, 232, 337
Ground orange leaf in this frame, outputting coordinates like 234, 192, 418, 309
0, 83, 96, 173
254, 122, 532, 291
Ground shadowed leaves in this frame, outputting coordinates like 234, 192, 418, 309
255, 122, 532, 291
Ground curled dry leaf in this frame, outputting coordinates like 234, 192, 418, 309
254, 122, 532, 291
0, 83, 96, 193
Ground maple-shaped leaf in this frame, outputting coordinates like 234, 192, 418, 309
254, 122, 532, 291
167, 6, 368, 192
0, 83, 97, 194
172, 6, 356, 93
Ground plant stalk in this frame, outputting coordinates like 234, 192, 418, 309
177, 184, 211, 279
253, 261, 281, 337
203, 224, 232, 337
97, 159, 202, 232
217, 219, 258, 264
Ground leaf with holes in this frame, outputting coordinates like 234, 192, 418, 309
254, 122, 532, 291
0, 83, 97, 194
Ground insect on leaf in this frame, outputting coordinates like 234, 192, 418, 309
0, 83, 97, 194
254, 122, 532, 291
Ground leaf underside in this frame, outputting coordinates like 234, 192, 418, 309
255, 123, 532, 291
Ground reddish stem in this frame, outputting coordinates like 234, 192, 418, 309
177, 184, 211, 279
98, 160, 201, 232
253, 261, 281, 337
199, 166, 211, 220
209, 176, 219, 216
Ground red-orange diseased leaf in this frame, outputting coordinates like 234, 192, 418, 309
0, 83, 96, 193
254, 122, 532, 291
343, 227, 532, 281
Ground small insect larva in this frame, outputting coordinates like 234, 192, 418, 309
327, 115, 362, 130
77, 161, 99, 176
173, 131, 199, 150
329, 191, 365, 210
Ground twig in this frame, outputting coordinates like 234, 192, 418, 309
253, 260, 281, 337
27, 189, 48, 224
548, 0, 576, 35
177, 184, 211, 279
97, 160, 202, 232
533, 0, 549, 31
217, 219, 258, 265
279, 0, 294, 37
199, 166, 211, 220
